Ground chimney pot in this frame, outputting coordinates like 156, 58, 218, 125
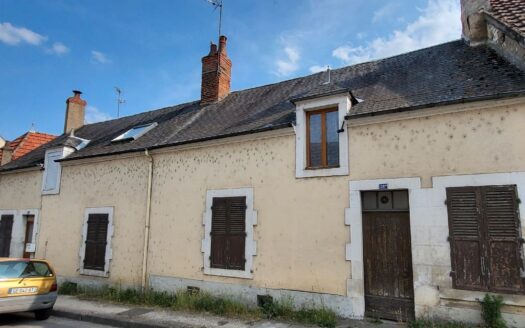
201, 36, 232, 106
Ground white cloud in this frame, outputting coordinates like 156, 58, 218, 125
85, 106, 113, 124
332, 0, 461, 65
309, 65, 330, 73
46, 42, 70, 56
0, 22, 47, 46
275, 46, 300, 76
91, 50, 110, 64
372, 3, 399, 23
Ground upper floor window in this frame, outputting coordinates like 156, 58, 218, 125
42, 149, 68, 195
294, 93, 350, 178
306, 108, 340, 169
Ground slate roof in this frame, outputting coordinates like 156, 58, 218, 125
1, 40, 525, 172
489, 0, 525, 36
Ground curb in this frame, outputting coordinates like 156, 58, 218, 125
53, 309, 199, 328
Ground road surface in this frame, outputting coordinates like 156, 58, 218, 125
0, 313, 117, 327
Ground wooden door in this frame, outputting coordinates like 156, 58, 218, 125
362, 191, 414, 321
23, 215, 35, 259
0, 215, 14, 257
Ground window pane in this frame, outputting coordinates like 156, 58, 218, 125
326, 111, 340, 166
393, 191, 409, 210
362, 192, 377, 210
308, 113, 322, 167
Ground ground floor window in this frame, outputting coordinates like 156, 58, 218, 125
80, 207, 114, 277
202, 188, 256, 279
447, 185, 524, 294
0, 214, 14, 257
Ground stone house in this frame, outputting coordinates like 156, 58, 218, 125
0, 0, 524, 325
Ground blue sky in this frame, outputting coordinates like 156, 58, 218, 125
0, 0, 461, 140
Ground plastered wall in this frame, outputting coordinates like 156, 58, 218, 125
349, 101, 525, 184
0, 170, 42, 210
35, 156, 150, 285
148, 135, 351, 295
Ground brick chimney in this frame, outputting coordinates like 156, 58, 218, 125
201, 35, 232, 105
460, 0, 490, 44
64, 90, 86, 134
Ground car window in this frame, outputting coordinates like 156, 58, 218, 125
0, 261, 53, 279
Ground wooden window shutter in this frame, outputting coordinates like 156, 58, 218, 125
482, 185, 524, 293
447, 187, 486, 291
227, 197, 247, 270
210, 197, 247, 270
0, 215, 14, 257
210, 198, 228, 269
84, 213, 109, 271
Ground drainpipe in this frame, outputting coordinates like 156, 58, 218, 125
141, 149, 153, 292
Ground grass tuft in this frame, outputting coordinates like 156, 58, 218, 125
58, 283, 336, 327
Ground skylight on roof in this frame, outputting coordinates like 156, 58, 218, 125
112, 122, 158, 142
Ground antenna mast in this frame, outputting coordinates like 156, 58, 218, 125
114, 87, 126, 118
206, 0, 223, 41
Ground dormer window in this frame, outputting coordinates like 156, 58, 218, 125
306, 108, 339, 169
294, 93, 350, 178
112, 122, 157, 142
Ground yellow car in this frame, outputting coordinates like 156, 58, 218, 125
0, 258, 57, 320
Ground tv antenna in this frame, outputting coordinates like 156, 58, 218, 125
114, 87, 126, 118
205, 0, 223, 40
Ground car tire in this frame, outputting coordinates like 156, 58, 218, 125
34, 307, 53, 320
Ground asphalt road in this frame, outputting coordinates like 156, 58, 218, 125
0, 313, 117, 327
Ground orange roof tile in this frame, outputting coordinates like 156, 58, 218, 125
0, 132, 56, 165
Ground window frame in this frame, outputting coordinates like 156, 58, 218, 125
295, 94, 350, 178
79, 207, 114, 277
202, 188, 257, 279
305, 107, 340, 169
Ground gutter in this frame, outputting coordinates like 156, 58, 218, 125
141, 149, 153, 292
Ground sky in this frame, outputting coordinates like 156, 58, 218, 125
0, 0, 462, 140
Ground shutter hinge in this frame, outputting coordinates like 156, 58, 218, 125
444, 199, 448, 205
449, 271, 455, 277
519, 238, 525, 245
517, 198, 522, 205
447, 236, 451, 242
208, 256, 211, 260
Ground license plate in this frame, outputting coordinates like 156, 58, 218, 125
8, 287, 38, 294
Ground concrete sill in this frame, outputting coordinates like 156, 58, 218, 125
440, 288, 525, 307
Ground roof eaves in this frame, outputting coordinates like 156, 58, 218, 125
57, 121, 293, 163
346, 90, 525, 120
290, 89, 352, 104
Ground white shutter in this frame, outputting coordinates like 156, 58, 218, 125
42, 150, 63, 194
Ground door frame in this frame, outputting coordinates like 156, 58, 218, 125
361, 190, 414, 320
345, 177, 421, 318
0, 209, 40, 258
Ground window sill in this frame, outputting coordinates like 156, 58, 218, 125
440, 287, 525, 306
203, 267, 253, 279
305, 165, 340, 170
80, 268, 109, 278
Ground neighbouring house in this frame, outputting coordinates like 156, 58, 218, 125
0, 0, 524, 325
0, 131, 56, 166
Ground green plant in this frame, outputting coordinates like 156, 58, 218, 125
480, 294, 507, 328
58, 282, 337, 327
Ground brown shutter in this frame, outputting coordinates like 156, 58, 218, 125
482, 185, 524, 293
447, 187, 485, 291
210, 197, 247, 270
210, 198, 228, 269
227, 197, 247, 270
0, 215, 14, 257
84, 213, 109, 271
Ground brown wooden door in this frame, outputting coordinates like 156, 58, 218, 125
0, 215, 14, 257
362, 191, 414, 321
23, 215, 35, 259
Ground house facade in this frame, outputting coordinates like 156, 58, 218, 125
1, 0, 525, 325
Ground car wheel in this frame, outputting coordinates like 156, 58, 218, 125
34, 307, 53, 320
